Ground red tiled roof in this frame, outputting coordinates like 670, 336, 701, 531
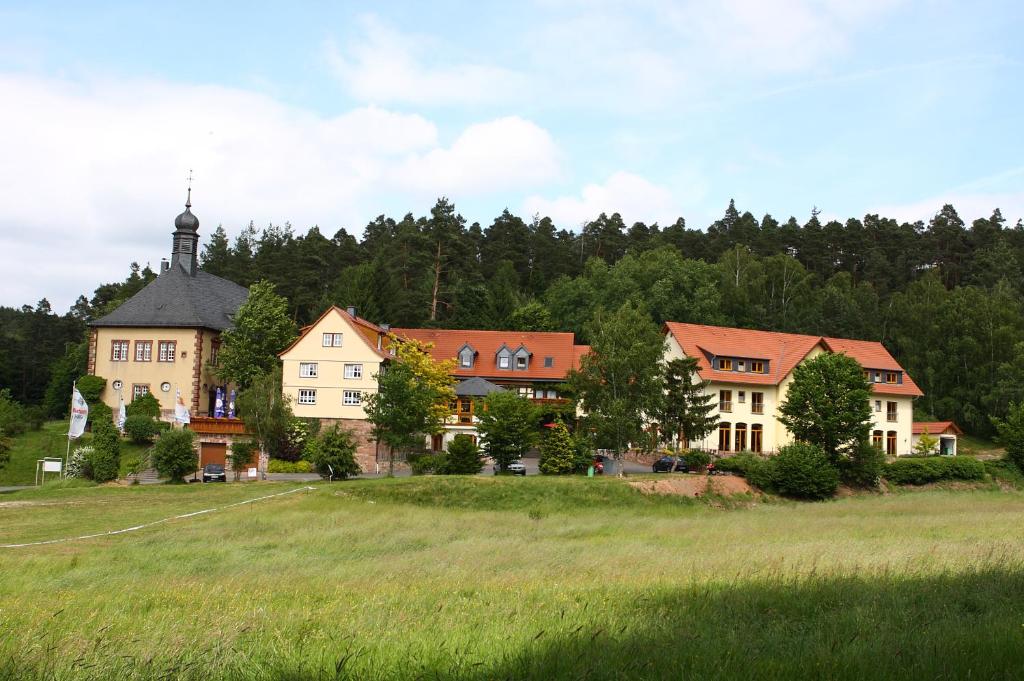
663, 322, 923, 396
278, 306, 387, 358
391, 328, 587, 381
913, 421, 963, 435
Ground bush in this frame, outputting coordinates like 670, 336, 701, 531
308, 426, 360, 480
123, 414, 160, 444
0, 389, 28, 437
838, 440, 885, 488
126, 392, 161, 419
89, 401, 113, 430
75, 375, 106, 404
441, 434, 484, 474
231, 440, 259, 479
66, 446, 92, 479
992, 402, 1024, 473
539, 423, 578, 475
267, 458, 313, 474
772, 442, 839, 500
714, 452, 763, 476
275, 419, 313, 462
151, 428, 197, 482
882, 456, 985, 485
89, 419, 121, 482
123, 454, 144, 478
409, 451, 447, 475
686, 449, 711, 471
0, 427, 11, 470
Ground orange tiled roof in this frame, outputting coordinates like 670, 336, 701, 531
278, 306, 387, 358
912, 421, 963, 435
391, 328, 587, 381
663, 322, 923, 396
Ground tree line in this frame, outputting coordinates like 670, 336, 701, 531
2, 198, 1023, 436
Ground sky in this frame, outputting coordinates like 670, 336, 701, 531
1, 0, 1022, 311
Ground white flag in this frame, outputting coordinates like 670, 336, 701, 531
117, 393, 127, 431
174, 389, 191, 424
68, 387, 89, 439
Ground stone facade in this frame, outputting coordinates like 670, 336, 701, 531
316, 417, 397, 474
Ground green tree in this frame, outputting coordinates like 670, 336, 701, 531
992, 402, 1024, 472
440, 434, 483, 474
217, 280, 297, 389
126, 392, 161, 419
569, 302, 665, 471
89, 419, 121, 482
779, 352, 873, 464
123, 414, 159, 444
151, 428, 197, 483
538, 422, 578, 475
654, 357, 717, 452
237, 368, 294, 464
772, 442, 839, 500
364, 362, 435, 475
228, 439, 258, 481
307, 425, 361, 480
913, 430, 939, 457
476, 391, 539, 472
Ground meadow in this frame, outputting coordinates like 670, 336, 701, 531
1, 476, 1023, 680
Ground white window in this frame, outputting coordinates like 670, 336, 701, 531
499, 355, 510, 369
132, 384, 149, 399
460, 351, 473, 368
738, 391, 746, 404
158, 341, 176, 363
875, 400, 882, 412
134, 341, 152, 362
343, 390, 362, 406
111, 340, 129, 362
297, 389, 317, 405
738, 360, 746, 372
344, 364, 363, 380
517, 386, 534, 398
299, 362, 318, 378
321, 333, 343, 347
516, 356, 528, 369
546, 389, 557, 399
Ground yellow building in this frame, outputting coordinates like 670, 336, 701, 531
663, 323, 922, 456
87, 191, 248, 420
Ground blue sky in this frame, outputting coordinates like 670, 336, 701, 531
1, 0, 1022, 310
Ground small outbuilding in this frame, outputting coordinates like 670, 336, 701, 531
911, 421, 963, 456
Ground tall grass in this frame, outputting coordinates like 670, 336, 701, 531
1, 478, 1022, 679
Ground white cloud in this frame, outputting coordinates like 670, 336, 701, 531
523, 172, 683, 227
325, 15, 526, 106
0, 73, 561, 309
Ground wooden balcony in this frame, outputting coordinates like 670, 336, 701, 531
188, 416, 249, 435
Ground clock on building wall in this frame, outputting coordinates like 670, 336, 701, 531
160, 382, 171, 393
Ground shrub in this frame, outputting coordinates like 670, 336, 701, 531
151, 429, 197, 483
308, 426, 360, 480
123, 454, 144, 478
275, 419, 312, 462
714, 452, 763, 476
66, 446, 92, 479
0, 389, 28, 437
772, 442, 839, 500
231, 440, 259, 480
123, 414, 160, 444
882, 456, 985, 485
89, 419, 121, 482
539, 423, 578, 475
992, 402, 1024, 473
441, 434, 484, 474
409, 452, 447, 475
75, 375, 106, 404
0, 427, 11, 470
686, 449, 711, 471
89, 401, 113, 430
126, 392, 161, 419
838, 440, 885, 488
267, 458, 313, 474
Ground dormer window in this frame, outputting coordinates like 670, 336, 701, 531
496, 344, 514, 370
718, 358, 733, 371
458, 343, 476, 369
751, 360, 765, 373
513, 345, 531, 371
885, 371, 898, 384
516, 356, 527, 369
737, 360, 746, 372
499, 356, 510, 369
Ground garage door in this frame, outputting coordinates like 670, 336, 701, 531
200, 442, 227, 467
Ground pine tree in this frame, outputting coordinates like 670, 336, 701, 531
654, 357, 717, 452
538, 422, 578, 475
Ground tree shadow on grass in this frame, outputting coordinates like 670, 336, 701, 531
455, 567, 1024, 681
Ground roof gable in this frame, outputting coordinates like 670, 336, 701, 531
279, 306, 386, 359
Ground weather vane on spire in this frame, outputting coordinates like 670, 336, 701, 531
186, 168, 193, 207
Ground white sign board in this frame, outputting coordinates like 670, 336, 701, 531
43, 460, 62, 473
248, 467, 258, 479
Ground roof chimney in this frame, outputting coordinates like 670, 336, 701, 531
160, 259, 170, 273
381, 323, 390, 332
347, 306, 357, 318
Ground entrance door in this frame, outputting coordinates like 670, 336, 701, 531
200, 442, 227, 467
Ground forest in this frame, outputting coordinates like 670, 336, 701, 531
2, 198, 1023, 436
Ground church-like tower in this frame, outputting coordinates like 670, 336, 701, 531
170, 187, 200, 275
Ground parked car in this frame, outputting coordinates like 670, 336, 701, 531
494, 460, 528, 476
652, 456, 688, 473
202, 463, 227, 482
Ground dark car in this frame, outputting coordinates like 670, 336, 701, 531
652, 456, 688, 473
202, 463, 227, 482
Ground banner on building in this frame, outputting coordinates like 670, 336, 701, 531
68, 386, 89, 440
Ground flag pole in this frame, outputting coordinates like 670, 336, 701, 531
64, 380, 75, 477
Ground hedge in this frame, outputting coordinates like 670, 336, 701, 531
882, 456, 985, 485
267, 458, 313, 474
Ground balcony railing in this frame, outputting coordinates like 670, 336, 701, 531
719, 401, 732, 412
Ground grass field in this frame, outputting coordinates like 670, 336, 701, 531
0, 421, 152, 486
1, 477, 1023, 680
